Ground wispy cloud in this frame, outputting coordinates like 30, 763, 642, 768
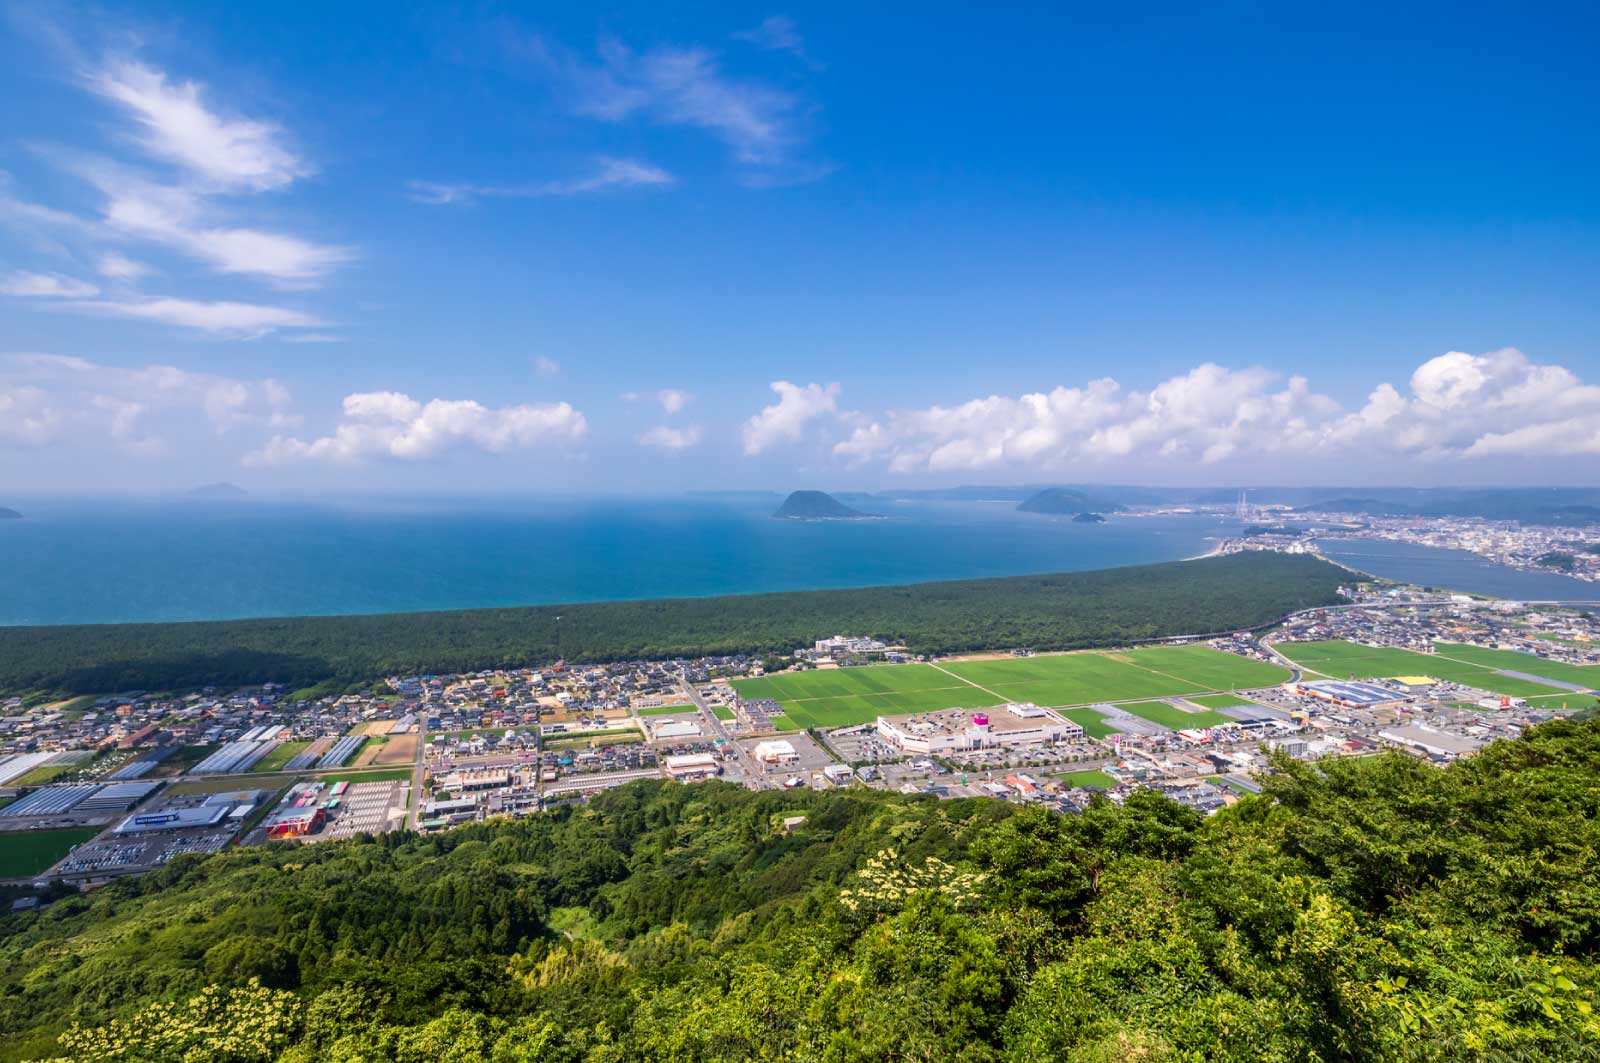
2, 51, 350, 304
638, 423, 703, 451
86, 59, 309, 191
516, 31, 828, 183
533, 356, 561, 376
732, 15, 816, 67
248, 390, 588, 465
96, 252, 150, 279
409, 157, 673, 205
623, 388, 694, 414
0, 271, 99, 297
69, 295, 322, 337
68, 159, 353, 284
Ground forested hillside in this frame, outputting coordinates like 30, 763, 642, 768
0, 552, 1344, 696
4, 718, 1599, 1061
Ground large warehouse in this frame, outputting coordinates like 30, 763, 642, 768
1287, 680, 1412, 709
876, 703, 1083, 755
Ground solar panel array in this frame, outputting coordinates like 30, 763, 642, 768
0, 752, 59, 785
108, 747, 175, 780
192, 740, 277, 775
316, 735, 364, 769
75, 780, 162, 812
284, 737, 334, 772
0, 784, 100, 817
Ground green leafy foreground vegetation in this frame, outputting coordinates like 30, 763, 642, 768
0, 552, 1343, 696
4, 719, 1599, 1061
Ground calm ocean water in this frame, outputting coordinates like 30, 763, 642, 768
1316, 538, 1600, 602
0, 497, 1242, 626
4, 497, 1592, 627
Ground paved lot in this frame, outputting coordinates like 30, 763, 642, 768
320, 781, 409, 839
738, 731, 835, 780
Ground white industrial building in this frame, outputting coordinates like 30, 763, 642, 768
876, 703, 1083, 755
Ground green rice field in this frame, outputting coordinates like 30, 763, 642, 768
1113, 700, 1234, 730
1060, 707, 1120, 738
1184, 693, 1262, 710
0, 827, 101, 878
729, 645, 1290, 730
1274, 640, 1591, 699
635, 703, 697, 717
1055, 769, 1118, 789
254, 741, 309, 772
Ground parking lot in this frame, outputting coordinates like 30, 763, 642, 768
820, 725, 906, 764
319, 781, 409, 840
738, 731, 835, 781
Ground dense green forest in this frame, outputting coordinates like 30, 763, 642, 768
0, 552, 1344, 696
3, 717, 1598, 1061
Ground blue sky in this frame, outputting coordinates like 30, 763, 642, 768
1, 1, 1597, 492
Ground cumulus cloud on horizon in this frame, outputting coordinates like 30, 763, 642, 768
815, 349, 1600, 473
0, 352, 295, 454
248, 390, 588, 465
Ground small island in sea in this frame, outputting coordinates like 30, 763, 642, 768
772, 490, 874, 520
1071, 511, 1106, 523
1017, 487, 1122, 516
189, 482, 248, 498
0, 506, 21, 520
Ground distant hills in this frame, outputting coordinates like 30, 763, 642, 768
188, 482, 247, 498
806, 484, 1600, 527
0, 506, 21, 520
773, 490, 872, 520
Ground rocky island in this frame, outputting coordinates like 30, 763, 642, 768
772, 490, 874, 520
1017, 487, 1121, 516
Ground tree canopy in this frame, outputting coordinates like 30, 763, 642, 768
4, 716, 1599, 1061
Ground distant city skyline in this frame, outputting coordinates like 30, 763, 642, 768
2, 2, 1598, 491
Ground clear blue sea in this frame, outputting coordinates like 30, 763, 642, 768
0, 496, 1241, 626
1316, 537, 1600, 602
4, 496, 1593, 627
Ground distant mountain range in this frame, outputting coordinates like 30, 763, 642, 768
773, 490, 873, 520
803, 484, 1600, 527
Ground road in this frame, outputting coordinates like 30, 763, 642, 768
680, 673, 767, 788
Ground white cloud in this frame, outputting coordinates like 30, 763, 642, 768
74, 167, 353, 283
521, 33, 824, 181
0, 271, 99, 297
0, 352, 295, 452
0, 385, 60, 444
732, 16, 812, 64
248, 390, 588, 465
656, 388, 692, 414
409, 157, 674, 205
1, 58, 349, 289
96, 252, 150, 279
87, 59, 308, 191
71, 295, 322, 337
638, 424, 703, 451
827, 349, 1600, 474
741, 380, 840, 455
533, 356, 561, 376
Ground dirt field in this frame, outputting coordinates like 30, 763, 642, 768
357, 720, 396, 737
373, 734, 417, 766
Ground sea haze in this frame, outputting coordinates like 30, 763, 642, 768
0, 497, 1237, 626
